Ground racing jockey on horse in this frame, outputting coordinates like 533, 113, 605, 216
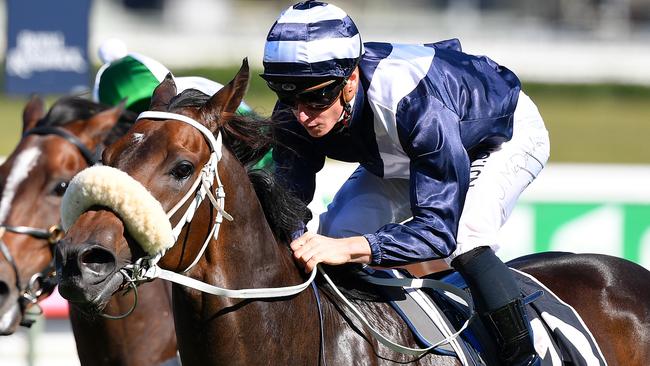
261, 2, 550, 365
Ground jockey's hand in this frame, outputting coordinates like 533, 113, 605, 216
290, 232, 372, 273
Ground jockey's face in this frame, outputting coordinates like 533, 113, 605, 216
292, 68, 359, 138
292, 93, 344, 137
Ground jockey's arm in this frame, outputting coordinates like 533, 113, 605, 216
364, 96, 470, 267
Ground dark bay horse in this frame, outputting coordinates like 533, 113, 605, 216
0, 96, 178, 366
55, 62, 650, 365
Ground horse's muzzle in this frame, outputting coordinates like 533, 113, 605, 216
55, 240, 120, 308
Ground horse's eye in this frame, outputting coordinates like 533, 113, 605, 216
52, 181, 68, 196
170, 161, 194, 180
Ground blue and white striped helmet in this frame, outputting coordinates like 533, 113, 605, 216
262, 1, 363, 82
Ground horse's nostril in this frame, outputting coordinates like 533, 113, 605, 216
79, 246, 116, 275
0, 281, 9, 306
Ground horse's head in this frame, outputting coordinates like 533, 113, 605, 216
56, 61, 252, 313
0, 96, 123, 334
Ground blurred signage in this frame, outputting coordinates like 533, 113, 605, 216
5, 0, 92, 95
497, 202, 650, 268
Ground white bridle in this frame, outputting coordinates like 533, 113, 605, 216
123, 111, 318, 298
138, 111, 230, 273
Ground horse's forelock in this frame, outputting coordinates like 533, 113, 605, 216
167, 89, 210, 111
165, 88, 276, 167
31, 96, 137, 146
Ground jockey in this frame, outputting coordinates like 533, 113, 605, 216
92, 38, 254, 115
262, 2, 549, 366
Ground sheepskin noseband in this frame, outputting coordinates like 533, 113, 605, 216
61, 165, 174, 255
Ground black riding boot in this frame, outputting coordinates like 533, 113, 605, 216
451, 246, 540, 366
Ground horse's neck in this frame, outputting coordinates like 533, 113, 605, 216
173, 152, 320, 365
198, 151, 300, 288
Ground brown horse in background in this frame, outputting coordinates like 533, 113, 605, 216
56, 62, 650, 365
0, 96, 178, 365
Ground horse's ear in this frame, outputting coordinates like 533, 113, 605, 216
200, 58, 249, 131
76, 101, 126, 146
150, 73, 177, 111
22, 95, 46, 133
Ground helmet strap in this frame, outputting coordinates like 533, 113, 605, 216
342, 99, 353, 127
338, 80, 354, 127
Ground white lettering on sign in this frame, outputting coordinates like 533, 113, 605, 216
6, 30, 88, 78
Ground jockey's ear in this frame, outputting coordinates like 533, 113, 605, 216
200, 58, 249, 131
69, 101, 125, 148
150, 73, 177, 111
22, 95, 46, 133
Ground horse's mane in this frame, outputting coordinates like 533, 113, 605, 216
35, 96, 137, 145
37, 97, 108, 128
107, 110, 138, 145
167, 89, 308, 243
168, 89, 273, 168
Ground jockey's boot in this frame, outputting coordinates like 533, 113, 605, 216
483, 298, 540, 366
451, 246, 540, 366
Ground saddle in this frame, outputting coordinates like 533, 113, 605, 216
321, 265, 607, 366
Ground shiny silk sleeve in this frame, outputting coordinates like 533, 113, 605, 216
364, 96, 470, 266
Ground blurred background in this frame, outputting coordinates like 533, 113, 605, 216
1, 0, 649, 365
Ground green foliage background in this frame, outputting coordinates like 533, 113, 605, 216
1, 66, 649, 164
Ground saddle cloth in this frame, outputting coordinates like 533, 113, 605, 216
363, 267, 608, 366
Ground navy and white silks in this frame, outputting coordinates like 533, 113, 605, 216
272, 40, 550, 266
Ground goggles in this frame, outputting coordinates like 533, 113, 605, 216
268, 78, 347, 110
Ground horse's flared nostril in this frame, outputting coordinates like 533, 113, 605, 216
0, 280, 9, 307
78, 245, 116, 277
